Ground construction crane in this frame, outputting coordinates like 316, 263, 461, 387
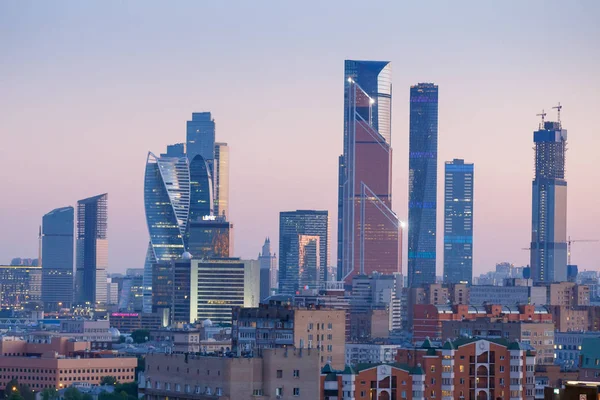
567, 236, 599, 265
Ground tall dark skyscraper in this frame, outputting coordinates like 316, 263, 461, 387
75, 193, 108, 305
279, 210, 329, 294
408, 83, 439, 287
41, 206, 74, 309
338, 60, 401, 284
530, 113, 568, 283
214, 142, 230, 219
443, 159, 474, 284
186, 112, 215, 165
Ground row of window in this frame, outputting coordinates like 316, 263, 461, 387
0, 368, 133, 374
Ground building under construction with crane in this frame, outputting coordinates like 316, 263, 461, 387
530, 104, 568, 283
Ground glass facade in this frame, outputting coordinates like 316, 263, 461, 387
338, 60, 400, 283
298, 234, 320, 291
186, 112, 215, 171
531, 121, 568, 282
186, 218, 232, 259
279, 210, 329, 294
41, 206, 74, 308
214, 142, 230, 219
75, 193, 108, 305
408, 83, 439, 287
188, 154, 214, 223
443, 159, 474, 285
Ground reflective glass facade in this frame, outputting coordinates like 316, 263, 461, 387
443, 159, 474, 285
188, 154, 214, 223
186, 218, 232, 259
408, 83, 439, 287
279, 210, 329, 294
338, 60, 400, 283
214, 142, 230, 219
186, 112, 215, 170
0, 265, 41, 307
75, 193, 108, 305
298, 235, 320, 291
41, 206, 74, 308
531, 121, 568, 282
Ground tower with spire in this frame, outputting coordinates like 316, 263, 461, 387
259, 237, 278, 300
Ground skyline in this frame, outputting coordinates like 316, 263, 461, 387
2, 2, 600, 276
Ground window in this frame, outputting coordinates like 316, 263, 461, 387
499, 366, 505, 372
459, 365, 464, 373
293, 369, 300, 378
276, 387, 283, 396
293, 388, 300, 396
277, 370, 283, 378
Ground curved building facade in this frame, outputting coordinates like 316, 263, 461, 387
188, 154, 214, 223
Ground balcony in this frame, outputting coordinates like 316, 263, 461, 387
510, 371, 521, 379
441, 372, 454, 380
442, 359, 453, 366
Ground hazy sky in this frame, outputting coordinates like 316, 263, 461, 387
1, 1, 599, 276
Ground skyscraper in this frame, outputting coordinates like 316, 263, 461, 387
75, 193, 108, 305
530, 114, 568, 283
408, 83, 439, 287
258, 238, 278, 300
186, 112, 215, 169
443, 159, 474, 285
41, 206, 74, 309
279, 210, 329, 294
338, 60, 401, 284
214, 142, 230, 219
188, 154, 214, 222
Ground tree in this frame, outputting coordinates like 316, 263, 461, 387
135, 356, 145, 376
41, 388, 58, 400
7, 392, 24, 400
114, 382, 137, 399
130, 329, 150, 344
100, 376, 118, 386
81, 393, 93, 400
63, 387, 82, 400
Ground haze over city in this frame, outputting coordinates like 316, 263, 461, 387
1, 1, 599, 275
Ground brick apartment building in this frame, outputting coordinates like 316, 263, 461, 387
232, 304, 346, 368
0, 336, 137, 392
323, 338, 536, 400
141, 347, 319, 400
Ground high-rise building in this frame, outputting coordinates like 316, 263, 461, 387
188, 154, 214, 222
41, 206, 74, 309
279, 210, 329, 295
186, 216, 233, 259
338, 60, 401, 284
160, 143, 185, 157
214, 142, 230, 219
408, 83, 439, 287
530, 116, 568, 283
259, 238, 278, 300
443, 159, 474, 284
0, 265, 41, 307
75, 193, 108, 305
186, 112, 215, 170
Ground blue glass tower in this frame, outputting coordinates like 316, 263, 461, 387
188, 154, 214, 223
42, 206, 74, 309
408, 83, 439, 287
443, 159, 474, 284
530, 119, 568, 283
186, 112, 215, 168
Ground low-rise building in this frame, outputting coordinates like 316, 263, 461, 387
554, 332, 600, 370
547, 282, 590, 306
345, 343, 399, 366
140, 347, 319, 400
579, 337, 600, 382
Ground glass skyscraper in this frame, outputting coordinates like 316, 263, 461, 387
443, 159, 474, 285
338, 60, 401, 284
75, 193, 108, 305
408, 83, 439, 287
214, 142, 230, 219
188, 154, 214, 223
186, 112, 215, 165
530, 119, 568, 283
41, 206, 74, 309
279, 210, 329, 294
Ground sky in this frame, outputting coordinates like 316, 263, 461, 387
1, 1, 599, 276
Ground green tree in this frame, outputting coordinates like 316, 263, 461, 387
135, 356, 145, 375
41, 388, 58, 400
81, 393, 93, 400
5, 379, 19, 395
100, 376, 118, 386
63, 387, 82, 400
7, 392, 24, 400
130, 329, 150, 344
114, 382, 137, 398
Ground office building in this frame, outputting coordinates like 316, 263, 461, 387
344, 343, 399, 366
0, 336, 136, 391
106, 277, 119, 305
338, 60, 401, 284
554, 332, 600, 370
578, 338, 600, 382
41, 206, 74, 309
258, 238, 278, 300
214, 142, 230, 219
187, 153, 214, 223
186, 112, 215, 167
530, 115, 568, 283
279, 210, 329, 294
141, 347, 320, 400
186, 216, 232, 259
160, 143, 185, 157
408, 83, 439, 287
75, 193, 108, 305
0, 265, 41, 307
443, 159, 474, 284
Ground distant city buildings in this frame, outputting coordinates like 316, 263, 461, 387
338, 60, 401, 284
0, 265, 41, 307
186, 112, 215, 167
530, 116, 568, 283
75, 193, 108, 305
408, 83, 439, 287
258, 238, 278, 301
443, 159, 474, 285
279, 210, 329, 295
214, 142, 229, 219
41, 206, 74, 309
